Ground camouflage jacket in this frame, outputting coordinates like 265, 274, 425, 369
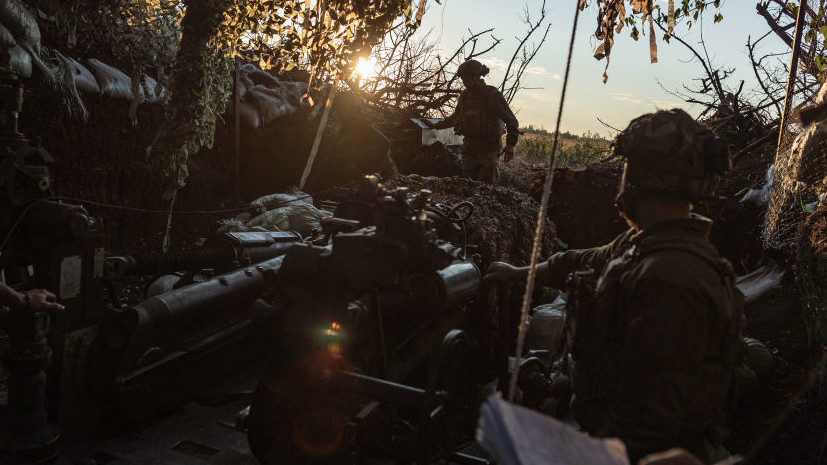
546, 215, 744, 463
434, 84, 519, 153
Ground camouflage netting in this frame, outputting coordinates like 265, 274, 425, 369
765, 125, 826, 250
766, 81, 827, 360
796, 206, 827, 359
765, 84, 827, 249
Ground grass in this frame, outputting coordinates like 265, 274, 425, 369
512, 129, 611, 167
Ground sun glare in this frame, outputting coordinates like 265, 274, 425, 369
353, 57, 377, 80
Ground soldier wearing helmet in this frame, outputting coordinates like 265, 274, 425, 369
485, 109, 744, 464
428, 59, 520, 183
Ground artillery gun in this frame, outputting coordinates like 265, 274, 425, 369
248, 175, 490, 464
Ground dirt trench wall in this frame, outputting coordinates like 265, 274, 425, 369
208, 91, 397, 201
517, 156, 770, 273
546, 161, 628, 250
797, 207, 827, 358
385, 175, 556, 270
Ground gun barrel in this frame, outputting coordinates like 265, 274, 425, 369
107, 231, 300, 277
108, 255, 285, 352
432, 261, 481, 310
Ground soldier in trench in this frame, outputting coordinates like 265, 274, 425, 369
485, 109, 743, 464
428, 59, 520, 183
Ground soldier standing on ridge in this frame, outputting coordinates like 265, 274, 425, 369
428, 59, 520, 183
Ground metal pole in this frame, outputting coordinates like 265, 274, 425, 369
507, 0, 581, 403
299, 86, 336, 190
774, 0, 808, 163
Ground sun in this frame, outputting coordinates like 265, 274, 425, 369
353, 56, 377, 80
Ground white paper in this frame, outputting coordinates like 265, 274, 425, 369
477, 395, 629, 465
59, 255, 83, 299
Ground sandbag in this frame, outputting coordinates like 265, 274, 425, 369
246, 203, 331, 237
7, 43, 31, 77
67, 56, 100, 94
234, 75, 249, 100
525, 299, 567, 363
0, 2, 48, 80
237, 101, 261, 129
740, 165, 773, 207
86, 59, 136, 100
743, 337, 774, 381
142, 74, 165, 103
0, 0, 41, 54
250, 190, 313, 209
246, 67, 280, 88
735, 261, 784, 303
247, 84, 300, 126
0, 21, 14, 47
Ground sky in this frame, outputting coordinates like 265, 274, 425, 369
413, 0, 791, 137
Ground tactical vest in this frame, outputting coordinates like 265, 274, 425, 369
564, 236, 745, 437
457, 87, 501, 138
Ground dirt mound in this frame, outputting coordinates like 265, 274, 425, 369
697, 141, 775, 274
386, 175, 558, 361
506, 159, 628, 249
386, 175, 556, 270
393, 141, 461, 177
546, 160, 628, 249
498, 159, 545, 196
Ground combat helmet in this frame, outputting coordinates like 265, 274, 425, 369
613, 108, 730, 204
456, 59, 490, 79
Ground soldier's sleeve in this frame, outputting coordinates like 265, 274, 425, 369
599, 277, 711, 450
492, 88, 520, 146
544, 229, 634, 289
432, 93, 464, 129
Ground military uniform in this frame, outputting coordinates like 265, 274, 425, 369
545, 214, 744, 463
434, 84, 519, 183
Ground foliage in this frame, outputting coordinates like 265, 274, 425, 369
145, 0, 436, 198
584, 0, 722, 81
146, 0, 234, 200
222, 0, 434, 85
350, 0, 548, 122
31, 0, 183, 79
784, 0, 827, 81
516, 131, 610, 167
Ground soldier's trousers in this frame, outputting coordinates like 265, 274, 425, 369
462, 150, 500, 183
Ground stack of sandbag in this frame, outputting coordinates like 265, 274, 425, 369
0, 0, 43, 78
217, 189, 330, 238
229, 63, 309, 129
68, 58, 165, 103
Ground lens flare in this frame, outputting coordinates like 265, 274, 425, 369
353, 57, 377, 79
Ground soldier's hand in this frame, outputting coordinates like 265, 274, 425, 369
484, 262, 520, 284
501, 145, 515, 163
638, 448, 703, 465
20, 289, 65, 313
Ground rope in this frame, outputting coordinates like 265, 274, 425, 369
0, 186, 344, 254
507, 0, 581, 402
